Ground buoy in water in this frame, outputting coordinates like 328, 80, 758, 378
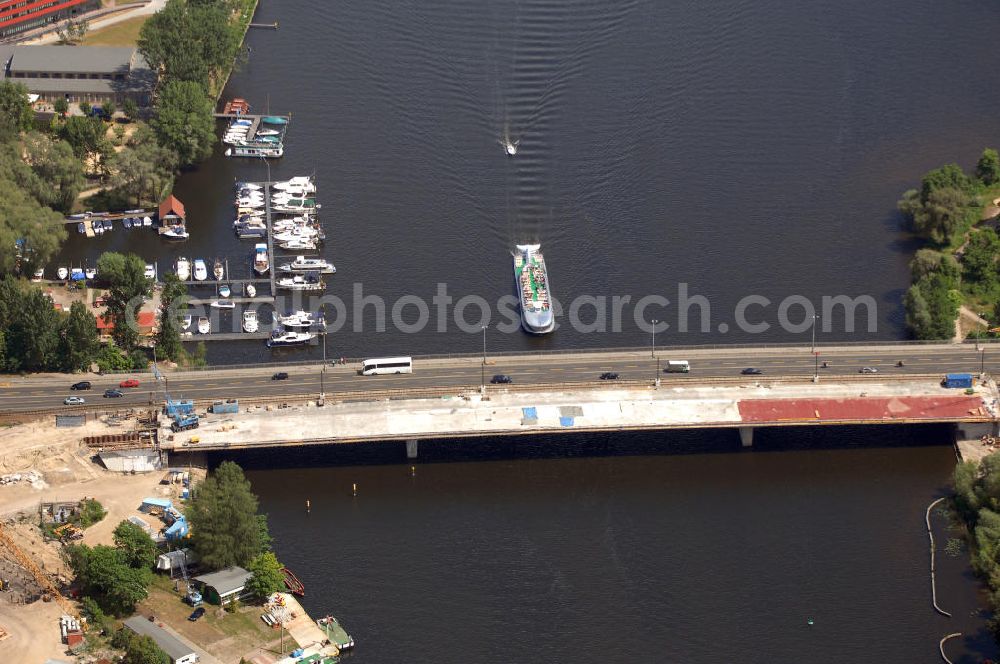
352, 482, 357, 497
410, 466, 416, 477
306, 499, 310, 513
807, 618, 814, 626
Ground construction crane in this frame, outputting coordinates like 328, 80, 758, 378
0, 523, 79, 619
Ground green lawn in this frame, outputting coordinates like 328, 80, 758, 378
81, 16, 148, 46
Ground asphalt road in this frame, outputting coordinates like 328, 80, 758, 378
0, 344, 993, 412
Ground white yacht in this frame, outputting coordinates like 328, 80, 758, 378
193, 259, 208, 281
85, 268, 96, 279
181, 315, 192, 331
272, 176, 316, 194
32, 268, 43, 281
57, 267, 68, 280
267, 329, 316, 347
276, 274, 324, 291
279, 238, 318, 251
242, 310, 259, 333
197, 316, 210, 334
213, 259, 225, 281
276, 310, 319, 328
162, 225, 189, 240
143, 264, 156, 280
210, 300, 235, 309
278, 256, 336, 274
175, 257, 191, 281
219, 284, 231, 298
246, 283, 257, 297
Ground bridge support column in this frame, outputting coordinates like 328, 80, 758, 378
739, 426, 754, 448
406, 439, 419, 459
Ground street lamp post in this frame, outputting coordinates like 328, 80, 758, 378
481, 325, 488, 391
651, 319, 657, 359
812, 315, 819, 381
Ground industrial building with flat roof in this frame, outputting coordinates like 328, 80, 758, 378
0, 0, 99, 40
0, 44, 155, 106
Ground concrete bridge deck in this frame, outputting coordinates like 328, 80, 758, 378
159, 376, 998, 453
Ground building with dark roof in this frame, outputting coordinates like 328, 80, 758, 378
193, 566, 253, 605
0, 44, 154, 106
0, 0, 100, 40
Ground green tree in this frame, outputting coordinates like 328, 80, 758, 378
139, 0, 239, 87
904, 273, 960, 340
187, 461, 270, 569
67, 544, 149, 615
96, 252, 151, 350
245, 551, 284, 601
123, 98, 140, 122
21, 132, 85, 213
95, 344, 133, 372
150, 79, 216, 167
53, 97, 69, 117
156, 273, 186, 361
1, 281, 62, 371
977, 148, 1000, 186
0, 81, 33, 143
920, 163, 973, 205
61, 301, 99, 372
912, 187, 971, 246
60, 115, 108, 162
0, 178, 66, 275
103, 100, 117, 121
112, 520, 157, 570
124, 634, 169, 664
110, 130, 178, 206
962, 229, 1000, 293
79, 101, 91, 117
909, 249, 960, 284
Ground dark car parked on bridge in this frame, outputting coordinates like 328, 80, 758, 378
103, 389, 124, 398
70, 381, 91, 390
491, 374, 513, 384
272, 372, 289, 381
599, 372, 620, 380
741, 368, 763, 376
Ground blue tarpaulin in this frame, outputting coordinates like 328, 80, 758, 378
560, 417, 575, 426
140, 497, 173, 511
522, 407, 537, 419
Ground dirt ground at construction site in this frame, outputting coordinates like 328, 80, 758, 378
0, 414, 197, 662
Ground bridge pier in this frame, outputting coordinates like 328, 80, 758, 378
739, 426, 754, 448
406, 439, 419, 459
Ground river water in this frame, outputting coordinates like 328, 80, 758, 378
53, 0, 1000, 364
227, 426, 995, 663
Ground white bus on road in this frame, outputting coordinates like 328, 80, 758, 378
664, 360, 690, 373
361, 356, 413, 375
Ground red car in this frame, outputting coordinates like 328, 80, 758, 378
119, 378, 140, 388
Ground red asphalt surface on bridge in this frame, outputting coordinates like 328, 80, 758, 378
737, 395, 989, 423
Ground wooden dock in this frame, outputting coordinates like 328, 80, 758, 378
62, 210, 154, 225
185, 296, 276, 306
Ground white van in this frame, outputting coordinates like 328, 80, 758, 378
664, 360, 690, 373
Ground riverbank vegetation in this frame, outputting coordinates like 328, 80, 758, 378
954, 457, 1000, 640
898, 150, 1000, 339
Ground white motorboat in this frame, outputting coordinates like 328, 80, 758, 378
276, 310, 318, 328
272, 176, 316, 194
213, 259, 225, 280
276, 274, 325, 291
219, 284, 231, 298
279, 238, 318, 251
175, 257, 190, 281
197, 316, 210, 334
256, 128, 280, 137
85, 268, 96, 279
57, 267, 68, 280
278, 256, 336, 274
246, 283, 257, 297
162, 225, 189, 240
225, 145, 283, 158
142, 216, 152, 227
236, 182, 263, 191
242, 310, 259, 333
32, 268, 43, 281
273, 227, 319, 243
253, 243, 269, 275
193, 259, 208, 281
181, 315, 192, 330
210, 300, 235, 309
267, 329, 315, 347
77, 222, 85, 234
236, 198, 265, 208
504, 138, 519, 156
144, 264, 156, 280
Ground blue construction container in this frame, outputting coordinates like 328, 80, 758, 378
942, 373, 974, 389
